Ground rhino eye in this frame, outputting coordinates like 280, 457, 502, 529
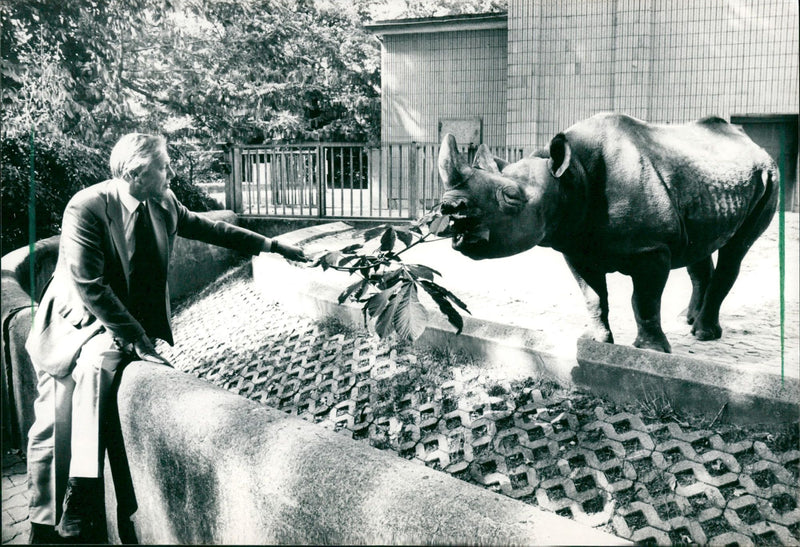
496, 185, 526, 212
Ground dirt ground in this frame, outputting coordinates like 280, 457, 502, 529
302, 212, 799, 379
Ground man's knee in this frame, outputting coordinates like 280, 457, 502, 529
73, 331, 128, 377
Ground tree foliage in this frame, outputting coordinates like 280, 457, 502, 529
1, 0, 385, 147
366, 0, 506, 19
0, 134, 108, 253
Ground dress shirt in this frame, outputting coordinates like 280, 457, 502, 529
111, 178, 144, 265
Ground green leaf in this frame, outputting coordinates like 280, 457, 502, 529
363, 225, 387, 241
353, 279, 371, 301
380, 226, 396, 252
406, 264, 440, 281
380, 268, 406, 289
421, 279, 470, 313
374, 289, 400, 339
338, 278, 368, 304
365, 285, 398, 321
394, 226, 414, 247
337, 254, 361, 268
419, 280, 464, 334
428, 214, 451, 236
392, 282, 427, 340
340, 243, 363, 254
321, 250, 342, 271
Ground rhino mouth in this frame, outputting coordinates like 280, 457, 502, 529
450, 214, 490, 251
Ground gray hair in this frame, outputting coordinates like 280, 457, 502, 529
109, 133, 167, 179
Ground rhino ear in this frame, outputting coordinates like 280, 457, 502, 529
438, 133, 467, 187
548, 133, 572, 179
472, 144, 504, 173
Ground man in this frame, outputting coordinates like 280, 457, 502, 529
24, 133, 307, 543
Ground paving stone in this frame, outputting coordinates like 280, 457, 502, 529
2, 492, 28, 510
3, 526, 27, 546
1, 526, 21, 545
3, 505, 28, 525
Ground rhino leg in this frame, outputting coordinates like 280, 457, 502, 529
692, 245, 747, 340
630, 250, 672, 353
565, 258, 613, 344
692, 234, 770, 340
692, 180, 777, 341
686, 256, 714, 325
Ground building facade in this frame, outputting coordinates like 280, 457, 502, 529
368, 0, 799, 210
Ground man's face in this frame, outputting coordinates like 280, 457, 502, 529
130, 148, 175, 201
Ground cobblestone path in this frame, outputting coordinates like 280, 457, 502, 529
2, 452, 29, 544
157, 265, 800, 546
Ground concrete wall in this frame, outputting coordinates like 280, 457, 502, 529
0, 210, 247, 450
103, 361, 625, 545
167, 211, 251, 302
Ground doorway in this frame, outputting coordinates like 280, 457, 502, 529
731, 114, 799, 212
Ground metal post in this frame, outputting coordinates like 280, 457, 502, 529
317, 144, 326, 218
409, 142, 418, 219
231, 147, 243, 214
226, 146, 234, 211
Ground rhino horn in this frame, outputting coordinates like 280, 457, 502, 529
548, 133, 572, 179
438, 133, 467, 188
472, 144, 505, 173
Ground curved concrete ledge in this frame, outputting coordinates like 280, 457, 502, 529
1, 236, 60, 451
104, 361, 626, 545
254, 221, 799, 425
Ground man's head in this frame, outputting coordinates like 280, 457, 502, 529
110, 133, 175, 201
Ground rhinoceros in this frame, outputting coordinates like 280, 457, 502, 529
438, 113, 778, 353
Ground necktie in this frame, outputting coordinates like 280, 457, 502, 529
128, 202, 169, 342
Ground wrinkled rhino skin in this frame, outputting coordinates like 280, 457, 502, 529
438, 113, 778, 353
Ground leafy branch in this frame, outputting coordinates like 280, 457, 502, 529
312, 206, 466, 341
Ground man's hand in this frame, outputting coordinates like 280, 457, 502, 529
268, 239, 309, 262
133, 335, 173, 367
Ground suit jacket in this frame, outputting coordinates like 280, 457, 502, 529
25, 179, 267, 377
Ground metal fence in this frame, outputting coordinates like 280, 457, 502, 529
227, 142, 524, 219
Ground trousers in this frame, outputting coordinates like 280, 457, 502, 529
26, 330, 130, 526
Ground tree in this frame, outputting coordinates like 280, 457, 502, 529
121, 0, 382, 144
365, 0, 506, 20
1, 0, 159, 144
2, 0, 505, 148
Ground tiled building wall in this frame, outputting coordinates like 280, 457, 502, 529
507, 0, 800, 150
381, 28, 508, 146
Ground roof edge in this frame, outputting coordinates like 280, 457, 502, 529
365, 12, 508, 36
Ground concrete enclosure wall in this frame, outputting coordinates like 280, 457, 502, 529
103, 362, 625, 545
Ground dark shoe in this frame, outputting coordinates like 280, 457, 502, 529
29, 522, 64, 544
55, 477, 101, 540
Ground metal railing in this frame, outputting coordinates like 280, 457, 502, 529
227, 142, 525, 219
